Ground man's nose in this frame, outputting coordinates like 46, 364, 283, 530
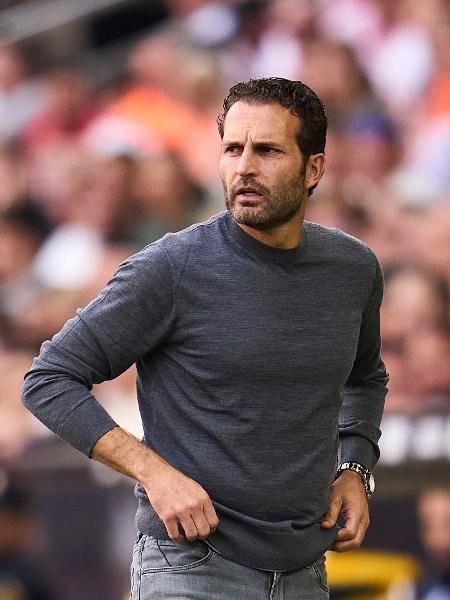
236, 147, 257, 177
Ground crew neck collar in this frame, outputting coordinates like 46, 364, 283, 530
223, 211, 308, 264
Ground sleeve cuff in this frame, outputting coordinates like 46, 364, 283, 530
339, 435, 379, 471
58, 400, 119, 457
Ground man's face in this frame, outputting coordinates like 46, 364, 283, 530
220, 101, 307, 230
419, 491, 450, 567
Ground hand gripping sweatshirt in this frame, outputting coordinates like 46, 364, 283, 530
22, 211, 388, 571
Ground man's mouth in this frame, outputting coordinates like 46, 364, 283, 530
234, 188, 263, 203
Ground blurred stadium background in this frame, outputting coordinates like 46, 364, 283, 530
0, 0, 449, 598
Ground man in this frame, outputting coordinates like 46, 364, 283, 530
22, 78, 388, 599
0, 480, 54, 600
416, 488, 450, 600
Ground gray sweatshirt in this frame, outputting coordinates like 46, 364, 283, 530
22, 211, 388, 571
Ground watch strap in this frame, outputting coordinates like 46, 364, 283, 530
336, 461, 375, 499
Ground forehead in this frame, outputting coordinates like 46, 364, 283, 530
222, 101, 301, 145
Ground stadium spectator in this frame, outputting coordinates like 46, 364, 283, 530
416, 489, 450, 600
0, 44, 46, 142
21, 70, 97, 153
0, 478, 53, 599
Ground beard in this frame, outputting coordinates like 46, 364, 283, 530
223, 171, 306, 231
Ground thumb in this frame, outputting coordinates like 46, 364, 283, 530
321, 496, 342, 529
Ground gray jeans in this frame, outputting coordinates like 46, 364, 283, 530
130, 534, 330, 600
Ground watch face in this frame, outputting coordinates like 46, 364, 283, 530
368, 473, 375, 494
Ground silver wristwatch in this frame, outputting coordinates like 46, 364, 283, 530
336, 462, 375, 499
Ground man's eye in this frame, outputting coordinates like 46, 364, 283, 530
225, 146, 240, 154
258, 146, 276, 154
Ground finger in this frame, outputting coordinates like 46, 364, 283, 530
203, 502, 219, 534
342, 512, 369, 541
180, 515, 199, 542
340, 514, 357, 538
191, 510, 212, 540
331, 542, 357, 552
332, 522, 367, 551
321, 495, 342, 529
335, 526, 355, 542
331, 537, 363, 552
164, 517, 185, 542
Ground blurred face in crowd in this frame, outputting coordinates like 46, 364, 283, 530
0, 46, 25, 91
0, 509, 25, 555
132, 153, 192, 221
404, 328, 450, 399
0, 220, 39, 282
418, 490, 450, 567
220, 101, 323, 232
381, 269, 446, 343
301, 41, 368, 108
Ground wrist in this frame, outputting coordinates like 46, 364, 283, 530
133, 445, 169, 486
336, 462, 375, 499
338, 469, 363, 483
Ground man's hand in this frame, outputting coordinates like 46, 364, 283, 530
143, 462, 219, 543
91, 427, 219, 543
320, 469, 369, 552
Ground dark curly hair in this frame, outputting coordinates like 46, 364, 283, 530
217, 77, 327, 160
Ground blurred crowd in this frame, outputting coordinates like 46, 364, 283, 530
0, 1, 449, 599
0, 0, 449, 464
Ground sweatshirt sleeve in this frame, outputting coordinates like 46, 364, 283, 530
22, 242, 176, 456
339, 256, 389, 470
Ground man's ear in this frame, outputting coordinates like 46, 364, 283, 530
305, 153, 326, 192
